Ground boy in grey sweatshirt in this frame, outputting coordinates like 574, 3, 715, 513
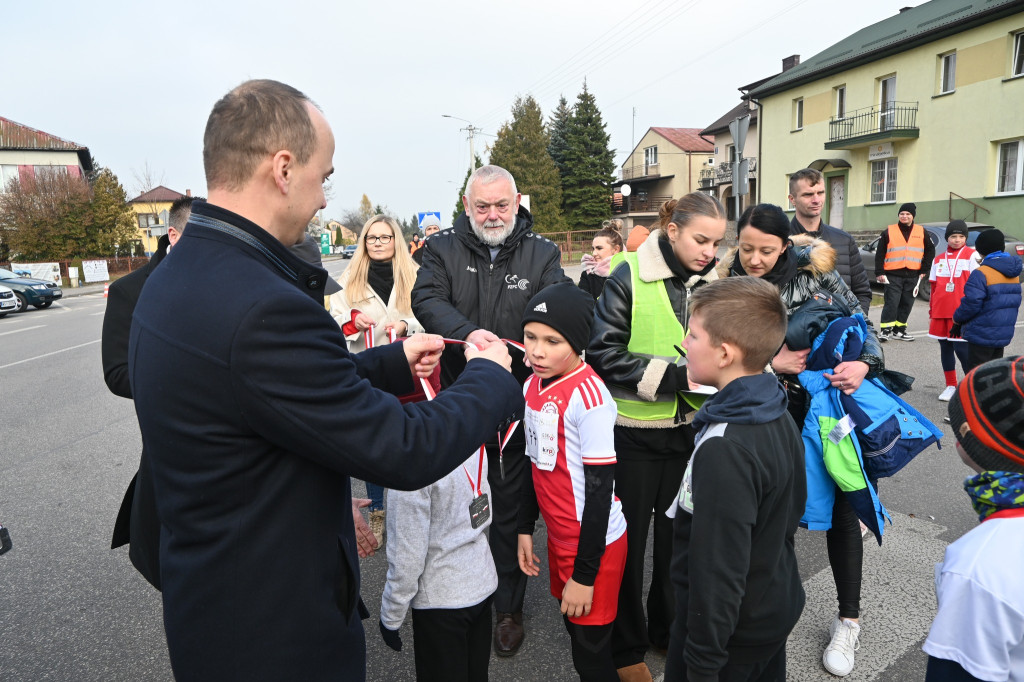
379, 447, 498, 681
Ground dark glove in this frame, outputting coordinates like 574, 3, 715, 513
948, 323, 962, 339
379, 619, 402, 651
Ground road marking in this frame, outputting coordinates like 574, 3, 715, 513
0, 339, 100, 370
0, 325, 45, 336
90, 312, 105, 316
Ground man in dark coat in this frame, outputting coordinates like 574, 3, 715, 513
128, 79, 523, 682
105, 195, 198, 589
788, 168, 873, 313
411, 165, 569, 656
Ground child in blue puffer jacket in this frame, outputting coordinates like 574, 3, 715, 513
952, 229, 1023, 371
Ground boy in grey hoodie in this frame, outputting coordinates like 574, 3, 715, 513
379, 444, 497, 681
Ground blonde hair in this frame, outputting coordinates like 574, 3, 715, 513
344, 215, 418, 315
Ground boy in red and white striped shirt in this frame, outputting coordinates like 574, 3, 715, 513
516, 282, 627, 681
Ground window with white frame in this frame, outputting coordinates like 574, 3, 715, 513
871, 158, 898, 203
0, 165, 19, 192
940, 52, 957, 93
835, 85, 846, 118
644, 145, 658, 168
997, 139, 1023, 193
1014, 31, 1024, 77
793, 98, 804, 130
137, 213, 159, 229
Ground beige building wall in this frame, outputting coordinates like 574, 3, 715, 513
758, 13, 1024, 230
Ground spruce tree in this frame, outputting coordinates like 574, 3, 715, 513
452, 154, 483, 225
561, 82, 616, 233
487, 95, 565, 234
548, 95, 571, 184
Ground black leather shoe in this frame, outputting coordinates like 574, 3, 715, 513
494, 612, 524, 656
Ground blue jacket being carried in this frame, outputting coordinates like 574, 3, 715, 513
953, 251, 1023, 348
797, 314, 941, 544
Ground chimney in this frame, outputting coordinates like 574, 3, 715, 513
186, 189, 191, 197
782, 55, 801, 71
899, 6, 914, 12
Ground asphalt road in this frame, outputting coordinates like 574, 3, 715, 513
1, 269, 1021, 681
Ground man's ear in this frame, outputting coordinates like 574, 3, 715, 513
272, 150, 294, 194
461, 195, 470, 213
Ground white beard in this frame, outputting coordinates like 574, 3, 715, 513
470, 214, 515, 247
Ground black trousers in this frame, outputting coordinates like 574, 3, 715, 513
611, 425, 693, 668
486, 441, 528, 615
665, 640, 787, 682
880, 276, 919, 328
411, 595, 492, 682
828, 487, 863, 619
965, 344, 1004, 373
563, 615, 618, 682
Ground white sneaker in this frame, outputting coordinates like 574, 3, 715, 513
823, 617, 860, 676
938, 386, 956, 402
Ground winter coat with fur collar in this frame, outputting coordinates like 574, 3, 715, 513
718, 234, 884, 378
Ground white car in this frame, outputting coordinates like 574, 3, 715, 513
0, 284, 17, 317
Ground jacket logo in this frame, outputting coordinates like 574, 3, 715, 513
506, 274, 530, 290
466, 266, 477, 273
533, 302, 548, 313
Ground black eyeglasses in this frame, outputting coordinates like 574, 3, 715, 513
365, 235, 393, 244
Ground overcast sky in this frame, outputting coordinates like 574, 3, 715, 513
4, 0, 900, 226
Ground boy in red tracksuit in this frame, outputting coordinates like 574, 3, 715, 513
927, 220, 977, 402
517, 283, 628, 682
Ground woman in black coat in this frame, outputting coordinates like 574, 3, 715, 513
717, 203, 884, 677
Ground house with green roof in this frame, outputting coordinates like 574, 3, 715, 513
748, 0, 1024, 233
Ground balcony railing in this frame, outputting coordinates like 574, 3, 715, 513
699, 169, 715, 189
611, 193, 672, 214
712, 159, 758, 185
825, 101, 919, 148
622, 163, 660, 180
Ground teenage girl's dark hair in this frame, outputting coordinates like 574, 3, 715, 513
657, 193, 726, 237
736, 203, 791, 243
593, 227, 624, 252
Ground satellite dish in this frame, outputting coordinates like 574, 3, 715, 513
620, 184, 632, 197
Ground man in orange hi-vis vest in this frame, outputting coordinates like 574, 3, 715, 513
874, 202, 934, 342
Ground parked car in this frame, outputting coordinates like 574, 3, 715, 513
341, 245, 358, 259
858, 222, 1024, 301
0, 284, 17, 317
0, 268, 63, 312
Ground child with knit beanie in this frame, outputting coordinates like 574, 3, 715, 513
516, 282, 628, 682
952, 229, 1023, 372
927, 220, 978, 401
924, 356, 1024, 680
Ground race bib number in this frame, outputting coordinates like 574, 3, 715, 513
526, 403, 560, 471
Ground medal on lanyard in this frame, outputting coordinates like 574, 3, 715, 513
465, 447, 490, 528
417, 367, 490, 527
944, 247, 964, 293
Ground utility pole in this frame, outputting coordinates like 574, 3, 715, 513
442, 114, 480, 174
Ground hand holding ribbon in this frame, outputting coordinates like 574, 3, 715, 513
402, 333, 444, 379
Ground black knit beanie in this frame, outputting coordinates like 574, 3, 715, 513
944, 220, 968, 241
898, 202, 916, 219
948, 356, 1024, 474
521, 282, 595, 354
975, 229, 1005, 256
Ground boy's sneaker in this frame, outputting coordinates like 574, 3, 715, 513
369, 509, 386, 549
938, 386, 956, 402
879, 329, 890, 343
823, 616, 861, 676
893, 329, 915, 341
